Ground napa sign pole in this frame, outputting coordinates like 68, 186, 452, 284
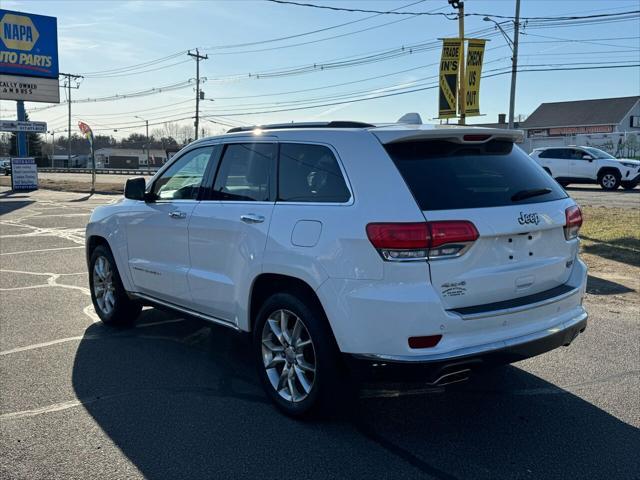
0, 9, 59, 158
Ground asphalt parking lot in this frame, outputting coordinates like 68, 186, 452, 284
1, 186, 638, 480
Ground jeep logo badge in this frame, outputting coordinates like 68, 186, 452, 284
518, 212, 540, 225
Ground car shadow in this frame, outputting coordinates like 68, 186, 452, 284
72, 310, 640, 479
582, 237, 640, 268
0, 200, 35, 215
587, 274, 635, 295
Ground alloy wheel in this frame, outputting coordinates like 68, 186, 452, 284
93, 255, 116, 316
602, 174, 617, 189
261, 309, 316, 403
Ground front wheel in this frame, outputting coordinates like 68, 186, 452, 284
621, 181, 638, 190
598, 171, 621, 190
253, 292, 344, 417
89, 245, 141, 326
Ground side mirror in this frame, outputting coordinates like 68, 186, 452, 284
582, 155, 593, 161
124, 177, 147, 201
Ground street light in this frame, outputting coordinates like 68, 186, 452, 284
134, 115, 150, 166
47, 130, 55, 167
483, 0, 521, 129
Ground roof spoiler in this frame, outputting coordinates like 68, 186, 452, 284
397, 113, 423, 125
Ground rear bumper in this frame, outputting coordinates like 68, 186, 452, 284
346, 309, 587, 383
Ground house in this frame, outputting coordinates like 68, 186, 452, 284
519, 96, 640, 155
94, 148, 167, 169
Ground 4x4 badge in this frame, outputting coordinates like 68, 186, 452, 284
518, 212, 540, 225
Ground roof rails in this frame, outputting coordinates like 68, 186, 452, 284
226, 121, 375, 134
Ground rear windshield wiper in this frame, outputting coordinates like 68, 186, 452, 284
511, 188, 552, 202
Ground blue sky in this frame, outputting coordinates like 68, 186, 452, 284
1, 0, 639, 139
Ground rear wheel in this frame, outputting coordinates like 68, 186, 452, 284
598, 171, 621, 190
253, 292, 344, 417
89, 245, 141, 326
621, 181, 637, 190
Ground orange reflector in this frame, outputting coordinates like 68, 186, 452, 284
408, 335, 442, 349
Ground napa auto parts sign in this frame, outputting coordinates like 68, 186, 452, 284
0, 9, 58, 79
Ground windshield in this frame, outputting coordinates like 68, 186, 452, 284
583, 147, 615, 159
385, 139, 567, 211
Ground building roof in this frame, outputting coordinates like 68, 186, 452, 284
521, 96, 639, 129
469, 121, 521, 130
94, 147, 167, 157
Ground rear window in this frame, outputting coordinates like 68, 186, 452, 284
385, 140, 567, 211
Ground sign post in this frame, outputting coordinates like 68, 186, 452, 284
78, 121, 95, 193
10, 158, 38, 190
0, 119, 47, 132
464, 39, 486, 117
1, 8, 59, 162
438, 37, 486, 121
438, 38, 463, 119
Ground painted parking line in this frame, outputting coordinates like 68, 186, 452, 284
0, 246, 84, 256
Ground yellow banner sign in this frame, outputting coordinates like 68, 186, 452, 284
464, 39, 486, 117
438, 38, 462, 119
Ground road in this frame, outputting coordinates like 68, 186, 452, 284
4, 172, 638, 208
565, 184, 639, 209
1, 187, 639, 480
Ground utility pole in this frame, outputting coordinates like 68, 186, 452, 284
448, 0, 465, 125
135, 116, 150, 165
187, 49, 208, 140
60, 73, 83, 166
483, 0, 521, 129
47, 130, 55, 167
508, 0, 521, 129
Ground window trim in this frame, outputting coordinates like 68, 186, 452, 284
275, 141, 354, 206
207, 140, 278, 204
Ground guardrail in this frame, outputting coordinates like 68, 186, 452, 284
38, 167, 158, 175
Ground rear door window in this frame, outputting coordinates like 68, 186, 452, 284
278, 143, 351, 203
539, 148, 564, 159
212, 143, 276, 201
385, 139, 567, 211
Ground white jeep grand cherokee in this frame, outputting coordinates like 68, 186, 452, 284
86, 120, 588, 416
530, 145, 640, 190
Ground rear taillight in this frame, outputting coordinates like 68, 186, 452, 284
366, 221, 478, 261
564, 205, 583, 240
428, 221, 479, 258
366, 223, 429, 261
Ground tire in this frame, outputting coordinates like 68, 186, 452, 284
253, 292, 344, 418
89, 244, 141, 326
559, 181, 569, 188
598, 170, 621, 190
621, 181, 637, 190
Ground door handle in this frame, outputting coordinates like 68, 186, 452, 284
241, 213, 265, 224
168, 211, 187, 219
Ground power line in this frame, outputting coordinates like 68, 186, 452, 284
203, 1, 443, 55
204, 0, 428, 50
27, 80, 197, 114
77, 51, 187, 76
265, 1, 639, 21
86, 62, 638, 131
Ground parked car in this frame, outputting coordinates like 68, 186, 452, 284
86, 119, 588, 416
530, 146, 640, 190
1, 159, 11, 176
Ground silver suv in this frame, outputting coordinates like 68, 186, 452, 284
86, 119, 588, 416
